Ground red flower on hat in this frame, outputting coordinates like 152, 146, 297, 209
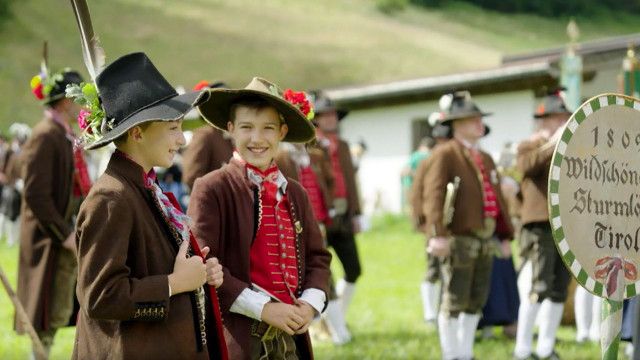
283, 89, 314, 120
77, 109, 92, 133
30, 75, 45, 100
193, 80, 210, 91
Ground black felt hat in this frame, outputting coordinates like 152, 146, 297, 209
438, 91, 492, 124
46, 70, 84, 105
312, 93, 349, 121
534, 88, 572, 118
84, 52, 210, 150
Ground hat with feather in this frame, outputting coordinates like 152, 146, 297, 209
29, 41, 84, 105
534, 87, 572, 118
65, 0, 210, 150
437, 90, 492, 124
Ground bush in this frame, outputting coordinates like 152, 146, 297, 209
376, 0, 408, 14
411, 0, 640, 17
0, 0, 13, 26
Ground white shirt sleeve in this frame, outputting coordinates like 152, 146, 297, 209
298, 288, 326, 315
229, 288, 271, 321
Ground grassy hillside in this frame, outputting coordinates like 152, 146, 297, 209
1, 0, 640, 129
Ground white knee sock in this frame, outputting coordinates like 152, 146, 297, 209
420, 281, 439, 322
589, 296, 602, 342
517, 261, 533, 305
458, 312, 480, 360
514, 299, 541, 358
336, 279, 356, 315
535, 300, 564, 358
322, 300, 352, 345
574, 286, 593, 342
438, 312, 460, 360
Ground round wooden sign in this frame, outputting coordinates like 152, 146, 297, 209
549, 93, 640, 300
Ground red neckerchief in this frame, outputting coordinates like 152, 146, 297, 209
234, 152, 282, 204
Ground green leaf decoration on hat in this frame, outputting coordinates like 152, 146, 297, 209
66, 82, 110, 144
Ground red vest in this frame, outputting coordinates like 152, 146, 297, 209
250, 193, 299, 304
327, 136, 348, 199
298, 165, 329, 223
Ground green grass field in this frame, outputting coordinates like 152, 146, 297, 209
3, 0, 640, 130
0, 214, 604, 359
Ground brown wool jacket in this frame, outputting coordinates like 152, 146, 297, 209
183, 126, 234, 190
424, 140, 514, 240
410, 156, 433, 232
318, 137, 361, 220
16, 119, 75, 333
516, 137, 554, 225
73, 153, 225, 360
188, 158, 332, 360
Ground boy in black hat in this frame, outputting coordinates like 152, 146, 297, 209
71, 51, 228, 359
188, 78, 332, 359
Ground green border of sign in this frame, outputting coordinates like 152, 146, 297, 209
548, 93, 640, 300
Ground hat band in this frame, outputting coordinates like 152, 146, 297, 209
112, 91, 179, 126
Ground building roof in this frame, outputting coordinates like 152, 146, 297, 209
324, 62, 555, 109
324, 33, 640, 110
503, 33, 640, 66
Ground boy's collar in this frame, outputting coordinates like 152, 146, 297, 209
232, 151, 288, 194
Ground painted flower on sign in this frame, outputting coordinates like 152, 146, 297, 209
594, 256, 637, 296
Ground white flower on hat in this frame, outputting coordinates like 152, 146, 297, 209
439, 94, 453, 111
428, 112, 442, 126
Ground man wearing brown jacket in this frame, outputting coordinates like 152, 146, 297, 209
513, 90, 571, 360
425, 91, 513, 360
411, 120, 451, 324
313, 94, 363, 319
183, 81, 234, 190
17, 69, 85, 357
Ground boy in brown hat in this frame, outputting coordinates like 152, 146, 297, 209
424, 91, 513, 360
189, 78, 332, 359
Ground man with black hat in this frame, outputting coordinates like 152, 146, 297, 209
313, 92, 363, 319
410, 114, 452, 324
513, 89, 572, 360
424, 91, 513, 360
16, 66, 88, 357
182, 81, 235, 191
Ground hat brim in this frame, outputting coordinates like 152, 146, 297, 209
197, 88, 315, 143
440, 111, 492, 124
533, 110, 572, 119
315, 106, 349, 121
84, 90, 209, 150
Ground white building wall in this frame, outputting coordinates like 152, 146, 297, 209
339, 90, 536, 215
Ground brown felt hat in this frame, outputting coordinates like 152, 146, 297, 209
197, 77, 316, 143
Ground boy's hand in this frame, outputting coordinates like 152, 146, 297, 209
199, 246, 224, 288
260, 303, 304, 335
168, 241, 206, 295
294, 301, 317, 334
205, 256, 224, 288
